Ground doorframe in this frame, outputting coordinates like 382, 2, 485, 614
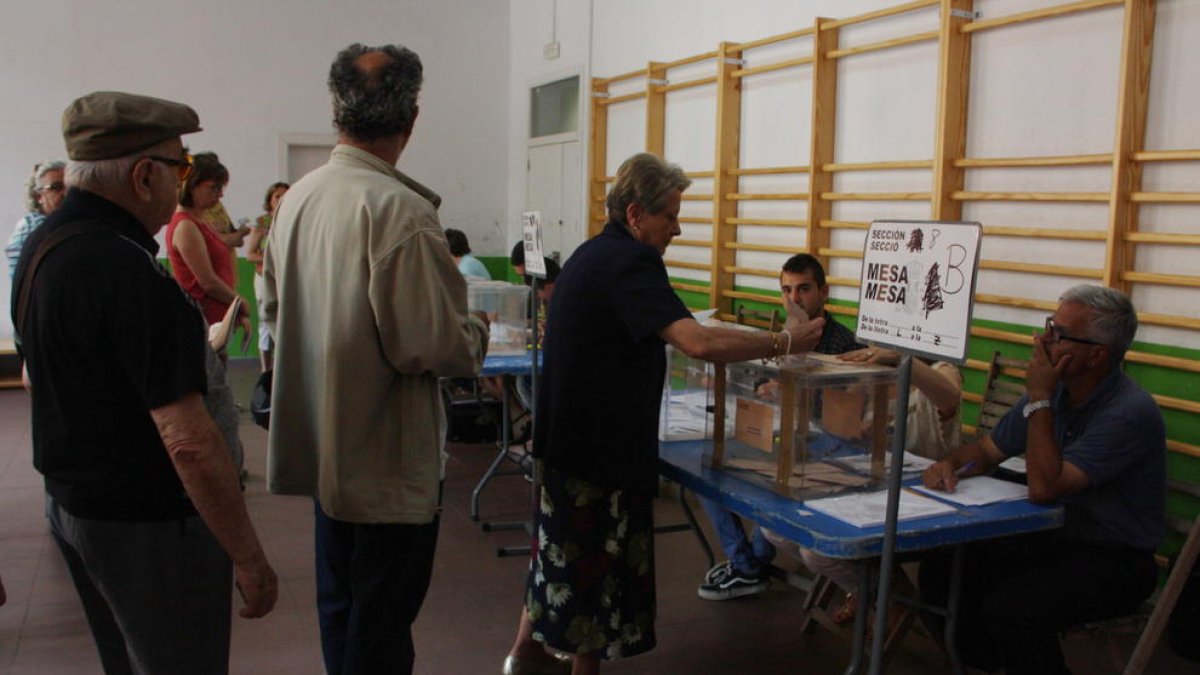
277, 132, 338, 181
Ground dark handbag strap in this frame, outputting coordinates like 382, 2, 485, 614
14, 222, 101, 344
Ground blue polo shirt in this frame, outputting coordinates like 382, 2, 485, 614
533, 221, 691, 494
991, 368, 1165, 551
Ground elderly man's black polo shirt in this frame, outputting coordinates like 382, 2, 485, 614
12, 189, 207, 520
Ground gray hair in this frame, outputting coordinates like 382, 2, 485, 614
328, 43, 423, 142
23, 160, 67, 213
605, 153, 692, 226
65, 140, 176, 193
1059, 284, 1138, 363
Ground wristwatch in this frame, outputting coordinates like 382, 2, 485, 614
1022, 399, 1052, 419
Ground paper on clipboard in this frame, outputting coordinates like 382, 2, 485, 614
909, 475, 1028, 507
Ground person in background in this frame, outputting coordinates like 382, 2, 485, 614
510, 240, 526, 278
504, 153, 825, 675
246, 181, 289, 372
918, 285, 1164, 675
446, 228, 492, 280
204, 199, 252, 249
6, 160, 67, 278
695, 254, 863, 602
263, 43, 489, 675
166, 151, 251, 339
12, 90, 276, 675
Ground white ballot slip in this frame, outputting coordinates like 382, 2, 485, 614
910, 475, 1029, 507
804, 489, 957, 528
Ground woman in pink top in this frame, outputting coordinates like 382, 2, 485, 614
167, 151, 249, 334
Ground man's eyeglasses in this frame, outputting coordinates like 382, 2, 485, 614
147, 154, 194, 182
35, 182, 65, 193
1044, 317, 1104, 347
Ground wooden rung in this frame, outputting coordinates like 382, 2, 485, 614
732, 56, 815, 79
721, 289, 781, 304
605, 67, 649, 84
974, 293, 1058, 312
1135, 311, 1200, 332
727, 193, 809, 201
982, 225, 1106, 241
1121, 271, 1200, 289
670, 239, 711, 248
663, 50, 719, 69
821, 0, 939, 29
681, 193, 714, 201
979, 259, 1103, 279
684, 170, 716, 179
823, 159, 933, 172
1134, 149, 1200, 163
955, 153, 1111, 168
827, 30, 939, 60
1167, 440, 1200, 459
1131, 192, 1200, 204
727, 218, 808, 228
1124, 232, 1200, 246
728, 166, 809, 176
825, 276, 861, 288
662, 259, 710, 271
724, 242, 804, 254
961, 0, 1124, 35
601, 90, 648, 106
671, 281, 712, 295
659, 75, 718, 93
733, 26, 816, 52
1154, 394, 1200, 416
1124, 351, 1200, 374
962, 391, 983, 404
725, 266, 780, 278
679, 216, 713, 224
971, 326, 1038, 346
826, 305, 859, 317
816, 248, 865, 260
1168, 479, 1200, 500
819, 219, 870, 230
952, 191, 1109, 202
821, 192, 931, 201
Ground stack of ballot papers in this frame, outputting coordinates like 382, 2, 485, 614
909, 475, 1029, 506
803, 489, 957, 528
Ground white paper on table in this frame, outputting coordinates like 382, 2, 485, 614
999, 456, 1028, 474
910, 475, 1028, 507
828, 451, 936, 476
803, 489, 957, 528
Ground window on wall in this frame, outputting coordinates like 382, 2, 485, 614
530, 76, 579, 138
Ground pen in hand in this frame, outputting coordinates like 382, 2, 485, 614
955, 460, 978, 477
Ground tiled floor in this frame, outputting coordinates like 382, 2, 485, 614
1, 362, 1195, 674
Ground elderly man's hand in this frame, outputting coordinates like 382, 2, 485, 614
235, 554, 278, 619
922, 460, 959, 493
1026, 331, 1066, 400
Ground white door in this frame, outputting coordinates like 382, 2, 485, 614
525, 140, 581, 262
287, 144, 333, 183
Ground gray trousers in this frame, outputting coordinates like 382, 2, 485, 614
204, 344, 244, 472
47, 496, 233, 675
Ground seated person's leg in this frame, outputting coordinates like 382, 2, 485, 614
696, 496, 769, 600
980, 535, 1157, 675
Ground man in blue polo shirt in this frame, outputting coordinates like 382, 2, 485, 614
919, 284, 1165, 675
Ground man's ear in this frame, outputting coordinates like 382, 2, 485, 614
129, 159, 154, 202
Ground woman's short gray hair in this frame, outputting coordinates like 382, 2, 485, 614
1059, 284, 1138, 362
605, 153, 691, 226
24, 160, 67, 213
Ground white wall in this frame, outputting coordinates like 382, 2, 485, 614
1, 0, 509, 340
503, 0, 1200, 348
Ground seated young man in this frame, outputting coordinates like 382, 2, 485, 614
697, 254, 863, 600
918, 285, 1164, 675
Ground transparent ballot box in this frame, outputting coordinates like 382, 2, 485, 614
659, 346, 718, 441
658, 320, 757, 441
704, 353, 899, 499
467, 281, 530, 355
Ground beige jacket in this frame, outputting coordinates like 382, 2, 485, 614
262, 145, 487, 524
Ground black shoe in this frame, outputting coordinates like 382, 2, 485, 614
697, 561, 768, 600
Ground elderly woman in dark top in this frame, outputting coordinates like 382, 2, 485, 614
503, 153, 825, 675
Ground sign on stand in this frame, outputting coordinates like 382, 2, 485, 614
855, 220, 982, 364
521, 211, 547, 278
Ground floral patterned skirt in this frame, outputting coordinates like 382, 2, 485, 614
524, 467, 657, 660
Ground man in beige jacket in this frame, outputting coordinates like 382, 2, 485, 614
262, 44, 489, 675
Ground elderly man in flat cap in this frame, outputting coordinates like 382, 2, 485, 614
11, 91, 277, 675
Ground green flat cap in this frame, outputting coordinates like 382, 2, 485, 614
62, 91, 202, 160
